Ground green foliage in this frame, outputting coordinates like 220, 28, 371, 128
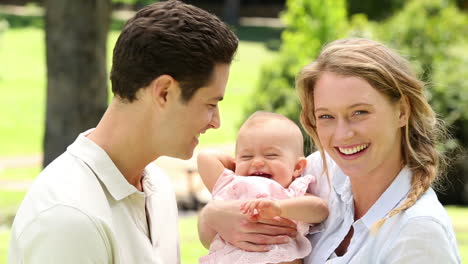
374, 0, 468, 149
0, 18, 7, 79
347, 0, 406, 20
244, 0, 348, 154
112, 0, 159, 7
249, 0, 468, 154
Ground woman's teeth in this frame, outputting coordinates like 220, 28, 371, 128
338, 144, 369, 155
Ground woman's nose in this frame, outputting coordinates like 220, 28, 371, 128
334, 119, 355, 141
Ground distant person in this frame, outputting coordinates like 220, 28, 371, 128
8, 1, 238, 263
197, 111, 328, 264
198, 38, 461, 263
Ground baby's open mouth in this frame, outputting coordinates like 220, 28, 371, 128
250, 172, 272, 179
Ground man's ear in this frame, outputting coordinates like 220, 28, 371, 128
293, 157, 307, 178
150, 75, 176, 107
398, 95, 411, 128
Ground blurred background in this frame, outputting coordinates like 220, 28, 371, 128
0, 0, 467, 263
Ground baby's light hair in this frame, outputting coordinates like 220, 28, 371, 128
237, 111, 305, 157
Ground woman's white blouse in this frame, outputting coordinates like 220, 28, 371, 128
304, 152, 460, 264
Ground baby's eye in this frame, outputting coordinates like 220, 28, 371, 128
265, 154, 278, 159
240, 155, 253, 160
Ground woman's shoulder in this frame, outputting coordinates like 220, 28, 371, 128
380, 188, 457, 245
399, 188, 454, 230
366, 189, 460, 263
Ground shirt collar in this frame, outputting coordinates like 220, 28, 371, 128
66, 129, 140, 201
360, 166, 412, 228
332, 165, 353, 202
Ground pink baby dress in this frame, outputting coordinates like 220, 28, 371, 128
199, 169, 317, 264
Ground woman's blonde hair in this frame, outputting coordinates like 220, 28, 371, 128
296, 38, 448, 229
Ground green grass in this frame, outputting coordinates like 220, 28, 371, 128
179, 213, 208, 263
0, 167, 40, 180
0, 190, 26, 219
446, 206, 468, 262
0, 230, 9, 264
0, 28, 45, 156
0, 27, 278, 156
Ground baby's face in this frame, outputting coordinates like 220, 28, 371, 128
235, 123, 301, 188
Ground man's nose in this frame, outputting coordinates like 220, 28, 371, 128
208, 107, 220, 129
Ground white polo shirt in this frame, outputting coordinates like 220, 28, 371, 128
8, 130, 180, 264
304, 152, 460, 264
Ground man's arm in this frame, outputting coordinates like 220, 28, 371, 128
198, 200, 298, 252
9, 205, 111, 264
241, 194, 329, 224
197, 150, 235, 192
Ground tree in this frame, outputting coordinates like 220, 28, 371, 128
223, 0, 240, 25
43, 0, 111, 167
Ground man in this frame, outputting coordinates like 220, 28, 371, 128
8, 1, 238, 263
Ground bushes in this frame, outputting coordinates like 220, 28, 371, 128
244, 0, 348, 154
374, 0, 468, 203
247, 0, 468, 203
0, 18, 8, 79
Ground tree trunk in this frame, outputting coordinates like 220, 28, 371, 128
43, 0, 111, 167
223, 0, 240, 26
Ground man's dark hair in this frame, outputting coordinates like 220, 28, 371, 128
110, 0, 239, 102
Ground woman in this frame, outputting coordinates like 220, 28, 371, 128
198, 38, 460, 263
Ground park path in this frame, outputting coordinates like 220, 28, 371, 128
0, 144, 235, 202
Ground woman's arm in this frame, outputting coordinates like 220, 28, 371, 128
241, 194, 329, 224
198, 200, 298, 251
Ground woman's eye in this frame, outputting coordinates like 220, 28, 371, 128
317, 114, 333, 119
354, 110, 368, 116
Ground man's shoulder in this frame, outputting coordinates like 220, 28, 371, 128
8, 204, 113, 263
12, 152, 113, 236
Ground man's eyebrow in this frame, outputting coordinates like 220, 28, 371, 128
211, 96, 224, 101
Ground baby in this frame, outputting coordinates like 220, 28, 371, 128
197, 111, 329, 264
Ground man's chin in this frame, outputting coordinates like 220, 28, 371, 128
167, 150, 194, 160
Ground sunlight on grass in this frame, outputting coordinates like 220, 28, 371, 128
0, 190, 25, 213
446, 206, 468, 262
179, 213, 208, 263
0, 230, 9, 264
0, 28, 45, 156
0, 167, 40, 181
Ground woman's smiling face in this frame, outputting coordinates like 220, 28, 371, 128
313, 72, 407, 179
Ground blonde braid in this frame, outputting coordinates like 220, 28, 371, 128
371, 88, 447, 231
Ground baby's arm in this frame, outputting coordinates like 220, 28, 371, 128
197, 150, 235, 193
241, 194, 328, 224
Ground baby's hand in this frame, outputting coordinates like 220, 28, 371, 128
240, 198, 281, 220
